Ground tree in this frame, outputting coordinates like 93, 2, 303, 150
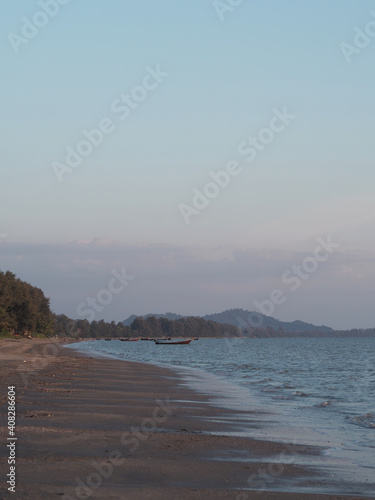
0, 270, 54, 336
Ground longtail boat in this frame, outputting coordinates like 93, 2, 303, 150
154, 338, 192, 345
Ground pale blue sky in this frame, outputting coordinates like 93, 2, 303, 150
1, 1, 375, 328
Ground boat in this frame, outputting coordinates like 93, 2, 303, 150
128, 337, 139, 341
154, 338, 192, 345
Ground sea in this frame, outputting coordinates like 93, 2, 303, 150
66, 337, 375, 495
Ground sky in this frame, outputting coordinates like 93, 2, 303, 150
1, 0, 375, 329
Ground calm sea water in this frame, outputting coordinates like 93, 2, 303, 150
67, 337, 375, 493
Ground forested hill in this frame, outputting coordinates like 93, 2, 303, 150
0, 270, 54, 336
123, 308, 333, 334
202, 309, 333, 333
123, 312, 184, 326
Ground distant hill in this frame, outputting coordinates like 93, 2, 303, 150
122, 312, 184, 326
123, 308, 333, 334
202, 309, 333, 333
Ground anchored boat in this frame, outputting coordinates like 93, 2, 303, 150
154, 338, 192, 345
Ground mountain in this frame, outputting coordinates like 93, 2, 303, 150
202, 309, 333, 333
123, 308, 333, 334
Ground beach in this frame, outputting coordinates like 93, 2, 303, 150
0, 338, 372, 500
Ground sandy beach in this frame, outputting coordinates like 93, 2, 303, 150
0, 338, 372, 500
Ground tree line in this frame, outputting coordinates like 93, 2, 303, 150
1, 270, 374, 339
0, 270, 239, 339
54, 314, 240, 339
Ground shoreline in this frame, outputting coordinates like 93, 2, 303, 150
0, 338, 373, 499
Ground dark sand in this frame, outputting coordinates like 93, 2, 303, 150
0, 338, 373, 500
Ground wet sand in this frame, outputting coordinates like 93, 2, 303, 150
0, 338, 373, 499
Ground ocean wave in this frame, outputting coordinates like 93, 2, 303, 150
262, 387, 278, 393
347, 413, 375, 429
316, 401, 332, 407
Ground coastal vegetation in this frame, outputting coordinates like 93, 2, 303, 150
49, 313, 375, 340
54, 314, 239, 339
1, 270, 375, 339
0, 270, 54, 337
